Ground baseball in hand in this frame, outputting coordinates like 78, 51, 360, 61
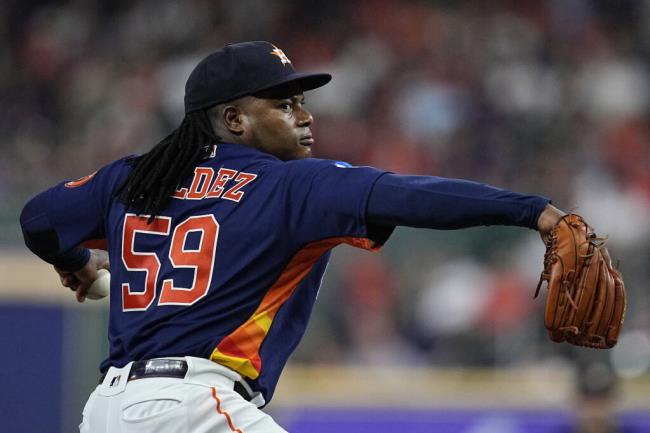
86, 269, 111, 300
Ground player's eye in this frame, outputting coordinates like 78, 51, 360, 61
278, 102, 292, 112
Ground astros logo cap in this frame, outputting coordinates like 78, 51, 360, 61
184, 41, 332, 113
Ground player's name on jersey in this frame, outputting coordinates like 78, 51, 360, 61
172, 166, 257, 203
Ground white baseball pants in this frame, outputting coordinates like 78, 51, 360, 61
79, 356, 288, 433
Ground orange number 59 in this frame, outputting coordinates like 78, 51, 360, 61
121, 214, 218, 312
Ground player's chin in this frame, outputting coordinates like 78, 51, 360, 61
295, 141, 313, 158
278, 146, 311, 161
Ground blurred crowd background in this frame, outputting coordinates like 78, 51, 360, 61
2, 0, 650, 431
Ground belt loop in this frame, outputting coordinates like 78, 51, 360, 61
234, 380, 266, 408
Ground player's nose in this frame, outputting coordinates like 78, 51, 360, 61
296, 107, 313, 127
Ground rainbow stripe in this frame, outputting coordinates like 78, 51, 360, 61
210, 236, 378, 379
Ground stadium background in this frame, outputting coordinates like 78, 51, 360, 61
1, 0, 649, 431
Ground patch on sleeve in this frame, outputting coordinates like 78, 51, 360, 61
64, 172, 97, 188
333, 161, 353, 168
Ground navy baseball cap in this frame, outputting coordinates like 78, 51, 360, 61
184, 41, 332, 113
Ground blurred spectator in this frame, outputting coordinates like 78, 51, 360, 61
574, 362, 620, 433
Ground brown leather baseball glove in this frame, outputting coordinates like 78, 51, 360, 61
535, 214, 626, 348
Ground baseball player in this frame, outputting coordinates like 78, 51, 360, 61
20, 41, 565, 432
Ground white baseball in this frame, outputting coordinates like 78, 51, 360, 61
87, 269, 111, 300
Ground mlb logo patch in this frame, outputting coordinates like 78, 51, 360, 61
110, 375, 121, 387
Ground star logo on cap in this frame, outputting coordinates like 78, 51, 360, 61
270, 45, 292, 66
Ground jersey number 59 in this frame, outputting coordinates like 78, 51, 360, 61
121, 214, 218, 312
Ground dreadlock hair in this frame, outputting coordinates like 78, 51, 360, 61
117, 109, 218, 222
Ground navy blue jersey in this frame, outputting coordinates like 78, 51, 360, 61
23, 143, 390, 402
21, 141, 551, 403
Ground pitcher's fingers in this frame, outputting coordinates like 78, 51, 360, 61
63, 273, 81, 289
55, 267, 72, 286
75, 286, 88, 303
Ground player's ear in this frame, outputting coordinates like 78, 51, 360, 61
222, 105, 245, 135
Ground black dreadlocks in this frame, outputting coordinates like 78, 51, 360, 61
117, 110, 217, 222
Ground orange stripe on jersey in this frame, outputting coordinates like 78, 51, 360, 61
211, 387, 243, 433
210, 236, 380, 379
64, 172, 96, 188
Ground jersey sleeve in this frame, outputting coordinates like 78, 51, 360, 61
367, 173, 550, 230
20, 158, 129, 270
282, 159, 394, 248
